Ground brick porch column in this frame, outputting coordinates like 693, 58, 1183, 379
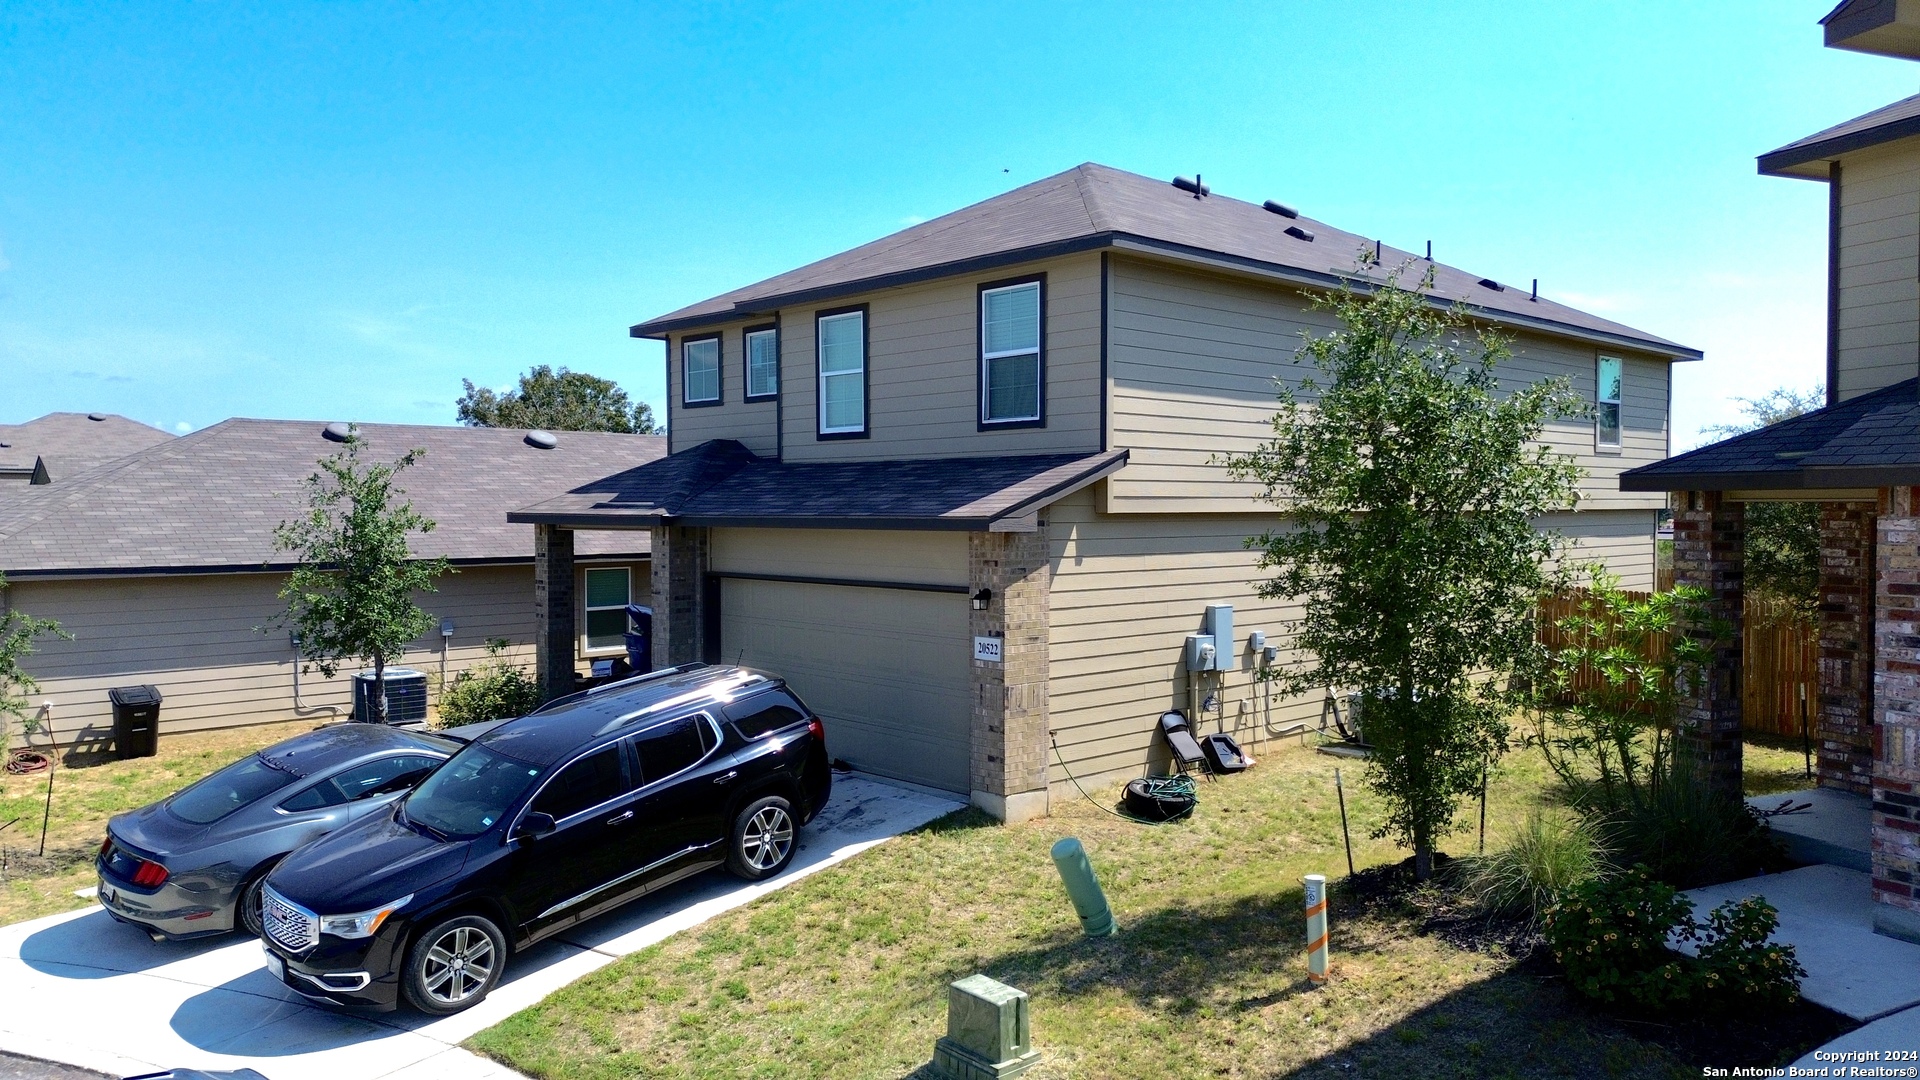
969, 529, 1052, 823
1819, 500, 1876, 795
1671, 490, 1744, 796
1873, 486, 1920, 942
650, 524, 711, 668
533, 524, 576, 701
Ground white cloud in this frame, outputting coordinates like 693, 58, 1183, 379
174, 421, 192, 433
899, 215, 926, 226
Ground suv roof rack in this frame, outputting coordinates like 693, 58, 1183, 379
525, 663, 710, 717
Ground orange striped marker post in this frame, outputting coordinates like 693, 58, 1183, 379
1304, 874, 1329, 985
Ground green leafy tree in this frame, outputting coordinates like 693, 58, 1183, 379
273, 428, 452, 723
457, 365, 659, 434
1701, 386, 1824, 613
1225, 265, 1585, 880
0, 569, 68, 753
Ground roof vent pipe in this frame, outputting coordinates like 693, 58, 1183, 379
1531, 279, 1538, 301
1262, 200, 1298, 219
1171, 175, 1209, 197
1425, 240, 1432, 261
322, 422, 354, 442
525, 430, 558, 450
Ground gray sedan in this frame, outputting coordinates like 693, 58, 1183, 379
96, 723, 462, 941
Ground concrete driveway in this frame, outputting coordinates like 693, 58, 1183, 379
0, 776, 964, 1080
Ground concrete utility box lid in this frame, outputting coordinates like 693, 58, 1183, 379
934, 974, 1040, 1078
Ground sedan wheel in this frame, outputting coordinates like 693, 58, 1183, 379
403, 914, 506, 1015
727, 795, 797, 881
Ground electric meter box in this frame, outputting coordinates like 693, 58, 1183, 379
1183, 634, 1216, 671
1203, 604, 1235, 670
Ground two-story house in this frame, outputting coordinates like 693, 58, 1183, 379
512, 163, 1695, 823
1620, 1, 1920, 944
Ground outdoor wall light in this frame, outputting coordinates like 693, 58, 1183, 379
972, 588, 993, 611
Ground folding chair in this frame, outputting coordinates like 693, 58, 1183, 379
1158, 711, 1211, 778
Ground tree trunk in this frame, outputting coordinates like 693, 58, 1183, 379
371, 652, 388, 725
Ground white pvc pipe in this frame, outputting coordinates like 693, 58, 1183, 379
1305, 874, 1329, 985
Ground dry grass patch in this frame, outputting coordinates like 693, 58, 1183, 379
469, 739, 1827, 1080
0, 720, 321, 926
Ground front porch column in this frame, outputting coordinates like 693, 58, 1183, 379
1671, 490, 1744, 796
1872, 486, 1920, 941
969, 529, 1052, 824
533, 524, 576, 701
650, 525, 711, 668
1819, 500, 1876, 794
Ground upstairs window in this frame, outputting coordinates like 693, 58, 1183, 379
817, 308, 867, 437
1596, 356, 1622, 450
980, 279, 1042, 425
683, 335, 721, 406
745, 325, 779, 401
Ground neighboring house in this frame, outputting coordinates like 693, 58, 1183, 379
1620, 1, 1920, 945
0, 412, 173, 490
0, 419, 664, 745
511, 162, 1696, 821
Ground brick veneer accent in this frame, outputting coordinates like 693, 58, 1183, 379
650, 525, 710, 668
533, 524, 576, 701
1819, 500, 1876, 795
969, 529, 1052, 822
1670, 490, 1744, 796
1874, 486, 1920, 930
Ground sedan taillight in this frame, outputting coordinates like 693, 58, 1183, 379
98, 836, 113, 859
807, 717, 824, 743
130, 858, 169, 889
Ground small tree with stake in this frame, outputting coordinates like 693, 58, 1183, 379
273, 428, 451, 724
1225, 264, 1585, 881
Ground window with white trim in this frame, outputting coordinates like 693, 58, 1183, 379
583, 567, 630, 652
817, 310, 865, 435
746, 327, 778, 400
980, 281, 1041, 424
683, 337, 720, 405
1596, 356, 1622, 450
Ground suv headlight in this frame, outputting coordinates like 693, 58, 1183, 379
318, 894, 413, 939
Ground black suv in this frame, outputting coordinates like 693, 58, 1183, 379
257, 664, 831, 1014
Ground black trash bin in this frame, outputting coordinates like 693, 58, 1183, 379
108, 684, 163, 760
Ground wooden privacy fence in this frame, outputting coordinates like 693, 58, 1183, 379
1533, 588, 1816, 738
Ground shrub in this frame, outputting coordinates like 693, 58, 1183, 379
1695, 896, 1807, 1011
1458, 809, 1607, 919
1544, 865, 1804, 1014
1581, 757, 1782, 890
438, 640, 542, 727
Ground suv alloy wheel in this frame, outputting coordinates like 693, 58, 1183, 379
403, 913, 507, 1014
726, 795, 797, 881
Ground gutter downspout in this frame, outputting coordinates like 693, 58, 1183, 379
289, 633, 340, 718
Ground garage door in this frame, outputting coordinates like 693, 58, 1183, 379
719, 577, 971, 793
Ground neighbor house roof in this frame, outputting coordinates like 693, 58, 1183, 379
631, 163, 1700, 360
0, 413, 174, 487
1759, 91, 1920, 178
508, 440, 1128, 532
1621, 379, 1920, 492
0, 420, 667, 577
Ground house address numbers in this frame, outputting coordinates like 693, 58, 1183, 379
973, 636, 1003, 663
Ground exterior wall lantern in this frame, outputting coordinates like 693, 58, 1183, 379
972, 588, 993, 611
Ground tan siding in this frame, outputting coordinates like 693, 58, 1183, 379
777, 253, 1103, 461
665, 326, 781, 457
1835, 141, 1920, 402
7, 563, 645, 744
1103, 255, 1670, 514
711, 527, 967, 587
1042, 488, 1655, 784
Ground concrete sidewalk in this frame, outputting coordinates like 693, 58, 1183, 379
0, 775, 964, 1080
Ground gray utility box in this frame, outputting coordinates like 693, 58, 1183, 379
932, 974, 1041, 1080
352, 668, 429, 725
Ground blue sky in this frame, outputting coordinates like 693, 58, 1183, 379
2, 3, 1914, 447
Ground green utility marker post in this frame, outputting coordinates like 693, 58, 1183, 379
1050, 837, 1116, 937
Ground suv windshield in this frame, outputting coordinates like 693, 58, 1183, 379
168, 753, 300, 824
402, 743, 543, 840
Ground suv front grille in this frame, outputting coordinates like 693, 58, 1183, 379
262, 885, 317, 953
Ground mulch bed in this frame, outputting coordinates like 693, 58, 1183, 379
1333, 852, 1860, 1071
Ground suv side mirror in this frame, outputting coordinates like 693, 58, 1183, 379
514, 812, 556, 841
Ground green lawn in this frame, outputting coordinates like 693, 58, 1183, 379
467, 734, 1835, 1080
